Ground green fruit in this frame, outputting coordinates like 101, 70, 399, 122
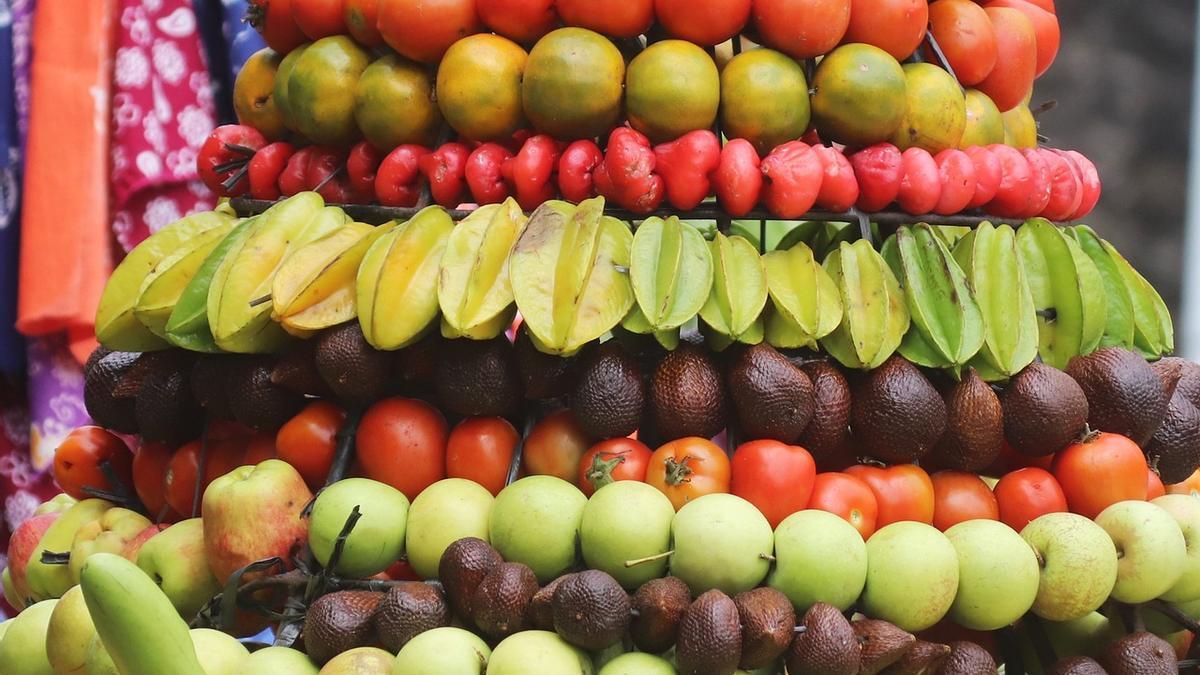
768, 509, 867, 612
821, 239, 910, 370
959, 89, 1005, 147
27, 498, 114, 601
486, 630, 593, 675
405, 478, 494, 579
580, 481, 675, 589
235, 646, 318, 675
438, 199, 528, 340
394, 626, 491, 675
810, 43, 907, 146
190, 628, 250, 674
46, 585, 95, 675
626, 40, 719, 143
489, 476, 587, 583
309, 477, 410, 579
597, 652, 677, 675
355, 54, 442, 150
0, 598, 57, 675
287, 36, 371, 145
945, 519, 1040, 630
698, 232, 768, 347
630, 216, 713, 332
861, 522, 960, 632
670, 493, 774, 595
522, 28, 625, 140
890, 62, 966, 153
719, 48, 810, 156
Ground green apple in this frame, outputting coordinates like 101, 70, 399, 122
47, 585, 96, 675
405, 479, 493, 579
1042, 611, 1119, 660
3, 568, 24, 612
670, 493, 774, 595
597, 652, 676, 674
486, 630, 594, 675
946, 519, 1039, 631
83, 634, 118, 675
137, 518, 221, 619
235, 646, 318, 675
321, 647, 395, 674
9, 512, 61, 605
1020, 512, 1117, 621
309, 477, 409, 578
393, 626, 491, 674
35, 493, 78, 516
767, 509, 866, 612
1095, 500, 1186, 603
0, 619, 10, 642
27, 499, 114, 600
581, 481, 675, 590
69, 508, 153, 584
1151, 494, 1200, 602
0, 597, 58, 674
861, 521, 959, 632
190, 628, 250, 675
489, 476, 588, 583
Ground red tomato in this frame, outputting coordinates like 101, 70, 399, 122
1036, 147, 1082, 221
378, 0, 483, 63
845, 464, 935, 526
1147, 470, 1166, 500
984, 0, 1059, 77
578, 438, 654, 496
522, 410, 591, 484
241, 433, 278, 465
248, 0, 308, 53
204, 438, 249, 485
655, 0, 751, 46
555, 0, 654, 38
356, 397, 448, 500
277, 401, 346, 491
1167, 469, 1200, 498
984, 144, 1033, 217
292, 0, 347, 39
752, 0, 851, 59
730, 441, 817, 529
842, 0, 928, 60
808, 472, 879, 539
927, 0, 997, 86
1052, 432, 1148, 519
897, 147, 941, 215
646, 437, 731, 511
964, 145, 1001, 208
344, 0, 383, 46
133, 441, 173, 519
53, 427, 135, 501
933, 148, 976, 215
985, 439, 1053, 475
993, 467, 1067, 532
1018, 147, 1052, 217
164, 442, 202, 518
476, 0, 558, 43
976, 7, 1036, 111
930, 470, 999, 531
447, 417, 520, 496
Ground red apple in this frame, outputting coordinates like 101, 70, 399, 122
121, 523, 169, 562
7, 513, 60, 600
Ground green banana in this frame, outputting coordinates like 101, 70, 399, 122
820, 239, 910, 370
1070, 225, 1136, 349
762, 242, 842, 349
438, 198, 528, 340
630, 216, 713, 331
1101, 237, 1174, 358
26, 499, 114, 601
133, 222, 236, 339
698, 232, 768, 348
80, 553, 204, 675
164, 216, 258, 352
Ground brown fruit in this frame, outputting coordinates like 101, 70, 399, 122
727, 343, 815, 443
84, 348, 142, 433
1098, 631, 1177, 675
374, 582, 450, 652
136, 353, 203, 444
1001, 362, 1089, 456
552, 569, 631, 650
514, 324, 579, 399
798, 360, 853, 464
1047, 656, 1108, 675
931, 368, 1004, 472
675, 589, 742, 675
435, 336, 522, 417
528, 573, 574, 631
1154, 356, 1200, 409
393, 331, 443, 393
272, 340, 333, 397
854, 619, 916, 675
1066, 347, 1170, 446
650, 343, 729, 441
315, 322, 393, 405
733, 587, 796, 670
228, 356, 305, 432
471, 561, 538, 639
1144, 388, 1200, 483
787, 603, 861, 675
879, 640, 950, 675
939, 640, 997, 675
303, 590, 384, 665
438, 537, 503, 621
571, 343, 646, 440
630, 576, 692, 654
851, 356, 947, 463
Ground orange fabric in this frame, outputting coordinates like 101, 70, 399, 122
16, 0, 117, 363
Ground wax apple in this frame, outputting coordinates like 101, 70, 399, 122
7, 512, 60, 602
27, 499, 114, 601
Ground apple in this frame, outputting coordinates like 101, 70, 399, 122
2, 569, 24, 612
84, 635, 119, 675
1151, 494, 1200, 602
8, 512, 61, 602
137, 518, 222, 619
489, 476, 588, 583
190, 628, 250, 675
0, 619, 10, 642
405, 478, 493, 580
1020, 512, 1118, 621
767, 509, 867, 612
393, 626, 491, 674
1095, 500, 1187, 603
580, 481, 675, 590
309, 477, 409, 578
945, 519, 1040, 630
0, 598, 58, 674
122, 523, 169, 561
670, 493, 774, 596
487, 630, 593, 675
597, 651, 676, 675
319, 646, 395, 674
861, 521, 960, 632
68, 507, 153, 583
35, 493, 78, 516
234, 646, 317, 674
201, 459, 312, 583
46, 585, 96, 675
27, 499, 114, 601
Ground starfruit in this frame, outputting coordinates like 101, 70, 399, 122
357, 206, 455, 350
697, 232, 768, 349
881, 225, 984, 371
132, 220, 236, 339
96, 207, 235, 351
630, 216, 713, 331
164, 216, 259, 352
1015, 218, 1107, 369
1069, 225, 1135, 350
1100, 236, 1173, 358
619, 303, 681, 350
762, 242, 842, 350
438, 198, 528, 340
820, 239, 910, 369
510, 197, 635, 355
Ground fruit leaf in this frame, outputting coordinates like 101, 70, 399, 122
439, 198, 529, 339
698, 232, 768, 343
820, 239, 909, 370
630, 215, 713, 331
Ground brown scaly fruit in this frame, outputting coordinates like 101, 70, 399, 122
271, 340, 333, 397
374, 582, 450, 653
1097, 631, 1177, 675
726, 343, 815, 444
930, 369, 1004, 472
938, 640, 997, 675
528, 573, 574, 631
851, 356, 947, 463
797, 360, 853, 466
879, 640, 950, 675
1001, 362, 1090, 456
854, 619, 916, 675
571, 343, 646, 440
1047, 656, 1108, 675
191, 354, 239, 420
135, 352, 203, 444
630, 576, 692, 654
1144, 388, 1200, 483
649, 342, 729, 441
1066, 347, 1170, 446
787, 602, 861, 675
315, 322, 393, 405
675, 589, 743, 675
552, 569, 631, 650
303, 590, 384, 665
228, 357, 305, 432
514, 324, 579, 400
733, 587, 796, 670
434, 336, 522, 418
1155, 356, 1200, 409
438, 537, 503, 622
83, 347, 141, 433
471, 561, 538, 639
393, 332, 443, 394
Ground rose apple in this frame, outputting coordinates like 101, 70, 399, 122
137, 519, 222, 619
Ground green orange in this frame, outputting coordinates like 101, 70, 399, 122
234, 48, 286, 140
889, 62, 966, 153
354, 55, 442, 150
288, 36, 371, 146
626, 39, 719, 143
959, 88, 1005, 148
522, 27, 626, 141
273, 42, 311, 133
810, 43, 907, 147
436, 34, 528, 142
719, 48, 810, 155
1002, 104, 1037, 148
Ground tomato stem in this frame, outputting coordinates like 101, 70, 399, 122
624, 550, 673, 567
663, 455, 694, 486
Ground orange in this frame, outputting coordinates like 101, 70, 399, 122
234, 48, 286, 140
810, 43, 907, 147
719, 48, 810, 155
522, 27, 625, 140
354, 54, 442, 150
436, 34, 529, 141
287, 36, 370, 145
625, 39, 720, 143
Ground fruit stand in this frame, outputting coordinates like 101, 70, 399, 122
2, 0, 1198, 674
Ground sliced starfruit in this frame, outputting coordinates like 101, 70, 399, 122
1016, 218, 1107, 369
952, 222, 1038, 379
1101, 236, 1173, 358
438, 198, 528, 340
132, 220, 236, 339
510, 197, 635, 355
698, 232, 768, 347
820, 239, 909, 370
96, 207, 236, 351
630, 216, 713, 331
164, 216, 259, 352
762, 242, 842, 350
1070, 225, 1136, 350
357, 206, 455, 350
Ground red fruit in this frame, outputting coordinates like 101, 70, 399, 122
577, 437, 653, 497
813, 145, 860, 211
304, 146, 353, 203
345, 0, 384, 46
844, 463, 935, 527
419, 142, 472, 207
133, 441, 173, 519
752, 0, 852, 59
964, 145, 1001, 208
655, 0, 751, 46
808, 472, 878, 539
994, 467, 1068, 532
984, 144, 1033, 217
976, 7, 1036, 111
927, 0, 997, 86
896, 147, 941, 215
985, 0, 1059, 77
476, 0, 558, 44
850, 143, 904, 211
730, 440, 817, 529
53, 427, 135, 502
1148, 470, 1166, 500
760, 141, 823, 218
378, 0, 484, 63
557, 140, 604, 202
447, 417, 520, 497
247, 141, 295, 201
248, 0, 307, 54
197, 125, 267, 197
356, 397, 448, 500
654, 130, 721, 211
346, 141, 383, 202
714, 138, 763, 216
1052, 432, 1149, 520
555, 0, 655, 38
279, 146, 318, 197
465, 143, 515, 205
1025, 0, 1054, 12
841, 0, 928, 61
1036, 147, 1082, 221
930, 470, 1000, 531
292, 0, 347, 39
932, 148, 976, 215
1059, 150, 1101, 220
503, 134, 562, 211
1019, 147, 1052, 217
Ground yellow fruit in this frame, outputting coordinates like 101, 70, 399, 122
354, 54, 442, 151
437, 34, 529, 142
273, 42, 310, 133
626, 39, 720, 143
1002, 104, 1038, 148
287, 36, 370, 146
811, 43, 907, 147
959, 88, 1005, 148
890, 62, 966, 153
522, 27, 625, 141
233, 48, 286, 140
719, 48, 810, 155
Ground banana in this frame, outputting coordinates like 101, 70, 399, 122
133, 221, 236, 338
820, 239, 910, 369
164, 216, 259, 352
96, 207, 235, 351
1069, 225, 1136, 349
698, 232, 768, 348
762, 242, 842, 350
26, 499, 114, 601
1100, 236, 1174, 358
438, 198, 528, 340
630, 216, 714, 331
357, 206, 455, 350
80, 553, 205, 675
510, 197, 635, 355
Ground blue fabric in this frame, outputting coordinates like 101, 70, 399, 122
0, 0, 26, 375
193, 0, 265, 125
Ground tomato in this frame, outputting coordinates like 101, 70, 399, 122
976, 6, 1036, 111
248, 0, 308, 54
730, 441, 817, 529
345, 0, 384, 46
655, 0, 751, 46
53, 427, 135, 501
476, 0, 558, 44
204, 438, 249, 485
447, 417, 520, 496
646, 437, 731, 511
752, 0, 851, 59
277, 401, 346, 491
1167, 469, 1200, 498
930, 470, 999, 531
927, 0, 997, 86
1147, 470, 1166, 500
556, 0, 654, 38
1052, 432, 1148, 520
984, 0, 1058, 77
164, 442, 202, 519
578, 438, 654, 496
293, 0, 347, 39
242, 433, 278, 465
845, 464, 935, 526
378, 0, 484, 63
522, 410, 591, 484
842, 0, 928, 61
133, 441, 173, 519
356, 397, 447, 500
383, 559, 422, 581
993, 467, 1067, 532
808, 472, 878, 539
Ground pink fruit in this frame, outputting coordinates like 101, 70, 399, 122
985, 144, 1033, 217
813, 145, 860, 211
1036, 148, 1082, 221
1019, 148, 1052, 217
932, 149, 977, 215
849, 143, 903, 211
1059, 150, 1101, 220
964, 146, 1002, 208
896, 147, 941, 215
8, 513, 59, 599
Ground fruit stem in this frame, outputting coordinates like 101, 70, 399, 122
663, 456, 694, 486
624, 551, 673, 567
759, 553, 776, 562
